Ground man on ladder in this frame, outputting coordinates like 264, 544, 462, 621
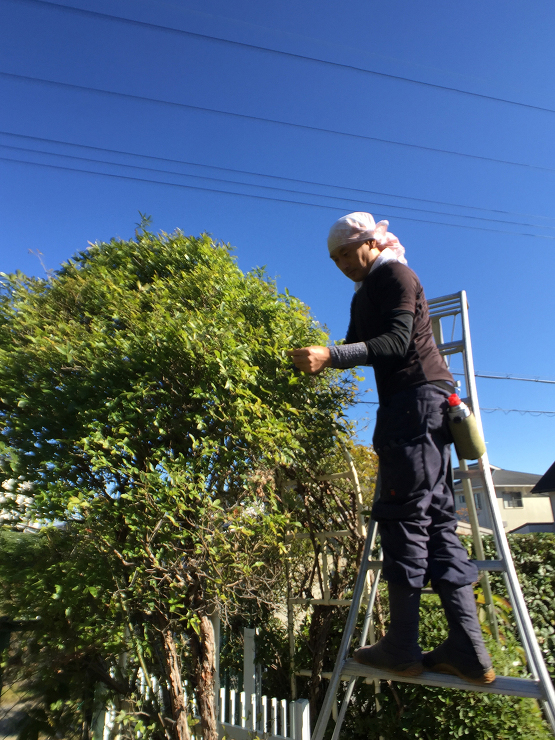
288, 211, 494, 685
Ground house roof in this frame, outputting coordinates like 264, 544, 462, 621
530, 461, 555, 494
454, 463, 542, 489
490, 468, 542, 487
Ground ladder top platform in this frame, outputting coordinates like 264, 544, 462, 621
342, 659, 543, 699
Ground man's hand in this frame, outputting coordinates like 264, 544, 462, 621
286, 346, 331, 374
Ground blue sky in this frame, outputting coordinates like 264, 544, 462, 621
1, 0, 554, 476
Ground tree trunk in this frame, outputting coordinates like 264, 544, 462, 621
190, 614, 217, 740
161, 622, 191, 740
81, 676, 96, 740
81, 710, 91, 740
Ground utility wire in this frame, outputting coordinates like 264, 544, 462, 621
4, 154, 555, 240
19, 0, 555, 118
355, 400, 555, 416
4, 142, 555, 235
452, 372, 555, 385
4, 71, 555, 176
3, 129, 555, 226
480, 407, 555, 417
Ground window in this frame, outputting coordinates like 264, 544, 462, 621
503, 492, 523, 509
457, 493, 482, 509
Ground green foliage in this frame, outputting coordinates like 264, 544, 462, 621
481, 534, 555, 679
336, 535, 554, 738
215, 441, 379, 727
343, 681, 549, 739
249, 532, 554, 739
351, 583, 551, 740
0, 228, 356, 737
0, 529, 118, 740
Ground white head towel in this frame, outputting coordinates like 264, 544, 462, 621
327, 212, 407, 265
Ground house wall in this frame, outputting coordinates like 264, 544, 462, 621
454, 490, 494, 530
455, 486, 554, 533
495, 491, 554, 532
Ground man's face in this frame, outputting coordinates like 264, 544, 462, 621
330, 240, 378, 282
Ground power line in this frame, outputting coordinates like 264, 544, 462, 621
481, 407, 555, 417
4, 70, 555, 176
355, 400, 555, 417
4, 142, 555, 236
3, 154, 555, 240
3, 129, 555, 227
452, 372, 555, 385
19, 0, 555, 118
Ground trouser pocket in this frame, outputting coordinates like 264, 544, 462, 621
372, 434, 427, 520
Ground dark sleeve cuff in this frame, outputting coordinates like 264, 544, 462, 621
329, 342, 369, 369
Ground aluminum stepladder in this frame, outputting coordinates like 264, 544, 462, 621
311, 290, 555, 740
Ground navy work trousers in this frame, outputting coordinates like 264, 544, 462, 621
371, 383, 478, 589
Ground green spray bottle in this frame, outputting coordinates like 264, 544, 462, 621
447, 393, 486, 460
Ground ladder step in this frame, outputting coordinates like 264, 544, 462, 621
473, 559, 505, 572
427, 293, 462, 313
437, 340, 464, 355
341, 660, 543, 699
456, 469, 483, 480
428, 306, 461, 319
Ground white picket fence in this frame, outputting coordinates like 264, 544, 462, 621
100, 685, 309, 740
99, 627, 310, 740
218, 688, 309, 740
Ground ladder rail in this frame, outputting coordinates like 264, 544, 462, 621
310, 520, 378, 740
460, 293, 535, 665
431, 294, 499, 640
460, 292, 555, 729
479, 455, 555, 725
329, 547, 383, 740
458, 458, 500, 641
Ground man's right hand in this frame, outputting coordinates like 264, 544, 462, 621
286, 346, 331, 374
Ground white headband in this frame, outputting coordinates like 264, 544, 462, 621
327, 212, 407, 264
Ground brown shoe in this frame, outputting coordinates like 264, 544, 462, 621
353, 638, 423, 678
423, 644, 496, 685
427, 583, 496, 685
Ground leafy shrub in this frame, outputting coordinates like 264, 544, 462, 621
0, 226, 356, 740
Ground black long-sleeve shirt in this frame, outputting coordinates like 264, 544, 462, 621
329, 261, 454, 400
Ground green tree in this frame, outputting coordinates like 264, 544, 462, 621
0, 227, 356, 740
